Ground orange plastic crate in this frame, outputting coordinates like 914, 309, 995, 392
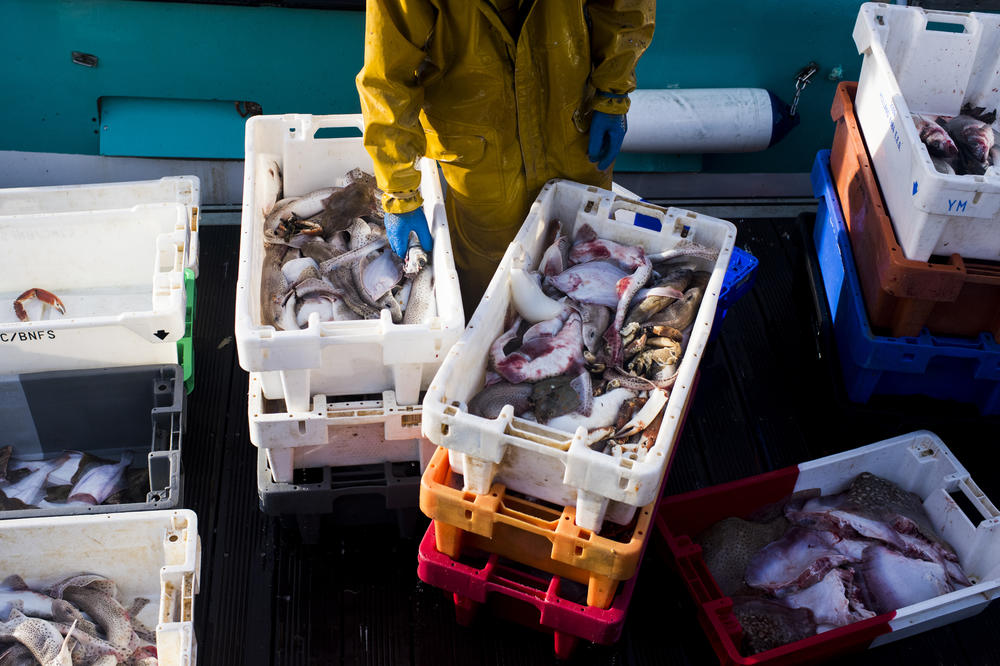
419, 445, 654, 610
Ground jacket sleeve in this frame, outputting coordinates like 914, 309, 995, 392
355, 0, 436, 214
587, 0, 656, 115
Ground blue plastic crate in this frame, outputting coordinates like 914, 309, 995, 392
810, 150, 1000, 414
709, 246, 759, 341
718, 247, 759, 311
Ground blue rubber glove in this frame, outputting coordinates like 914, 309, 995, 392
384, 207, 434, 258
588, 110, 628, 171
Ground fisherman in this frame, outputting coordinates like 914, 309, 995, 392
356, 1, 656, 313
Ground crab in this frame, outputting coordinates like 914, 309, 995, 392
13, 288, 66, 322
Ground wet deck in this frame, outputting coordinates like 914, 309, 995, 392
185, 212, 1000, 665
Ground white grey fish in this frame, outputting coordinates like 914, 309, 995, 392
68, 451, 133, 505
402, 265, 435, 325
577, 302, 612, 354
547, 261, 627, 308
362, 250, 403, 303
913, 114, 958, 158
259, 160, 283, 218
646, 285, 704, 331
0, 456, 65, 509
318, 238, 388, 275
0, 643, 35, 666
625, 266, 693, 326
539, 221, 570, 277
280, 257, 320, 285
0, 576, 89, 629
403, 231, 429, 277
377, 292, 403, 324
326, 266, 381, 319
491, 313, 585, 383
510, 268, 566, 323
312, 180, 379, 237
467, 382, 534, 419
647, 240, 719, 264
931, 155, 956, 175
263, 187, 339, 235
59, 586, 139, 659
545, 388, 637, 432
348, 218, 387, 308
260, 243, 292, 328
44, 452, 84, 488
0, 608, 71, 666
50, 621, 122, 664
945, 115, 995, 163
47, 575, 117, 602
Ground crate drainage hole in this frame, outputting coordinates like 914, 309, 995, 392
168, 534, 178, 543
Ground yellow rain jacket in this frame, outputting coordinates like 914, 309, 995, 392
356, 0, 655, 308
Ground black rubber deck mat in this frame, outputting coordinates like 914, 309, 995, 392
186, 222, 1000, 665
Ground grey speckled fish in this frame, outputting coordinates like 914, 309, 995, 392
467, 382, 533, 420
697, 517, 790, 597
0, 608, 71, 666
61, 586, 139, 659
402, 266, 435, 325
645, 286, 704, 331
730, 597, 816, 656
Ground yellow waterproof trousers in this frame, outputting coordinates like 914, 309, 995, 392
357, 0, 655, 312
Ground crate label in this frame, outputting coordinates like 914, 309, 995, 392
1, 330, 56, 343
947, 199, 968, 213
879, 92, 903, 153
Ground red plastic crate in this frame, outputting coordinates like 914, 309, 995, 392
656, 467, 893, 666
653, 430, 1000, 665
829, 81, 1000, 339
416, 521, 637, 660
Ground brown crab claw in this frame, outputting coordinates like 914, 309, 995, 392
297, 219, 325, 236
14, 288, 66, 322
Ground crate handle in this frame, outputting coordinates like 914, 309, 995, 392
309, 114, 366, 133
924, 20, 967, 34
609, 199, 667, 232
922, 10, 973, 34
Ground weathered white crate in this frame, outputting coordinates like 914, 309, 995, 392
0, 175, 201, 276
422, 179, 737, 530
0, 509, 201, 666
854, 2, 1000, 262
0, 204, 187, 374
248, 374, 423, 483
234, 114, 464, 412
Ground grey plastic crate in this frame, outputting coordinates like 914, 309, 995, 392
257, 449, 422, 543
0, 364, 183, 518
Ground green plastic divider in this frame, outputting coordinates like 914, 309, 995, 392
178, 268, 196, 394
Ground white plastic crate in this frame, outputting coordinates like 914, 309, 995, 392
234, 114, 464, 412
0, 175, 201, 276
0, 509, 201, 666
0, 204, 187, 375
661, 430, 1000, 661
249, 374, 424, 483
421, 179, 737, 531
853, 2, 1000, 262
795, 431, 1000, 645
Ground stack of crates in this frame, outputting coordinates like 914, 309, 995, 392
416, 179, 739, 657
234, 113, 465, 539
0, 178, 203, 663
809, 4, 1000, 414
